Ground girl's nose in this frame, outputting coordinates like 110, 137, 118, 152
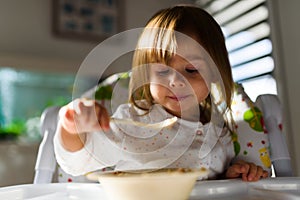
169, 72, 186, 88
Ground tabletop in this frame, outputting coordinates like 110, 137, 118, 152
0, 177, 299, 200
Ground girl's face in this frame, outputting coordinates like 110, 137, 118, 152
149, 39, 211, 120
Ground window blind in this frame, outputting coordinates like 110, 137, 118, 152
195, 0, 277, 100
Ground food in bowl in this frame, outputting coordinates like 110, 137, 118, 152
95, 168, 209, 200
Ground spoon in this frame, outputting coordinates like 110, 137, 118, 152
110, 116, 177, 129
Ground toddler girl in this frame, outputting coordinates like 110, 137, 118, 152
54, 5, 268, 181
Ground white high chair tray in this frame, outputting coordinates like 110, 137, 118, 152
0, 183, 106, 200
0, 177, 299, 200
191, 177, 300, 200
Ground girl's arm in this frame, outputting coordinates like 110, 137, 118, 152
58, 98, 110, 152
60, 127, 86, 152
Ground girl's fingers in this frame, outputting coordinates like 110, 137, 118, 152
254, 167, 269, 181
94, 103, 110, 131
247, 163, 257, 181
235, 161, 258, 181
242, 172, 248, 181
59, 106, 79, 134
226, 162, 248, 178
263, 170, 269, 178
98, 106, 110, 131
235, 161, 250, 175
60, 98, 110, 133
255, 167, 264, 181
69, 99, 82, 114
227, 160, 269, 181
244, 163, 269, 181
225, 165, 240, 178
238, 163, 250, 181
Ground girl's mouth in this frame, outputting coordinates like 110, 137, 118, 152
168, 95, 189, 101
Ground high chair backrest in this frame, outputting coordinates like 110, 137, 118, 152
256, 94, 293, 177
230, 84, 293, 177
33, 106, 59, 184
34, 106, 94, 183
33, 73, 293, 183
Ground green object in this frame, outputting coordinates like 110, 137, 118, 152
95, 85, 113, 100
0, 119, 25, 140
231, 132, 240, 156
45, 96, 70, 108
0, 103, 4, 127
95, 72, 130, 101
243, 106, 264, 132
233, 141, 241, 156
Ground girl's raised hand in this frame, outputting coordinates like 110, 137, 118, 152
225, 160, 269, 182
59, 98, 110, 134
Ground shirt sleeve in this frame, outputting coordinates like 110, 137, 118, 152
53, 104, 133, 176
53, 121, 107, 176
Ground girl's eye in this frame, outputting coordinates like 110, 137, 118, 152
156, 69, 170, 76
185, 68, 198, 74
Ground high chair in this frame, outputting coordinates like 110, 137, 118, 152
33, 73, 293, 184
231, 85, 293, 177
33, 106, 60, 184
256, 94, 293, 177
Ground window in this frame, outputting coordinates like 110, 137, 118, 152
195, 0, 276, 101
0, 67, 93, 141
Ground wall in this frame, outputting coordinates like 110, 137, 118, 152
268, 0, 300, 175
0, 0, 190, 75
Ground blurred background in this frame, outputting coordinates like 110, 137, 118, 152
0, 0, 299, 186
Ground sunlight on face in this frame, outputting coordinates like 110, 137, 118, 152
149, 37, 212, 120
145, 33, 217, 120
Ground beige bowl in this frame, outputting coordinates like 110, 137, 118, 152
96, 168, 208, 200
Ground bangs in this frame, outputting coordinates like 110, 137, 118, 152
130, 26, 179, 110
135, 27, 178, 64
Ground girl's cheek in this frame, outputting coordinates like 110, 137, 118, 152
150, 77, 169, 88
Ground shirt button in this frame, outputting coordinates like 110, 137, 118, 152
196, 130, 203, 135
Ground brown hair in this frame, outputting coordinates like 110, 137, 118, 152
129, 5, 234, 125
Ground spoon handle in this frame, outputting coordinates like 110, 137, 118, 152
110, 117, 177, 129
